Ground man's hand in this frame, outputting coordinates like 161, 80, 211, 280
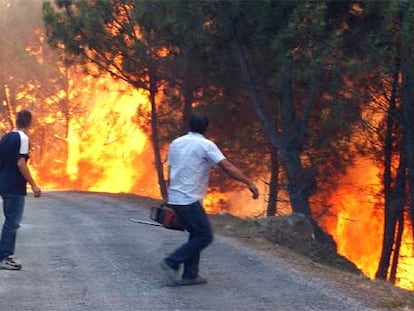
248, 182, 259, 199
219, 159, 260, 199
31, 185, 41, 198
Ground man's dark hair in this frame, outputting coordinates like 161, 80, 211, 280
16, 110, 32, 129
189, 113, 209, 134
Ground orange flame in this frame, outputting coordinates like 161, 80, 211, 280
323, 158, 384, 277
40, 73, 159, 198
323, 158, 414, 290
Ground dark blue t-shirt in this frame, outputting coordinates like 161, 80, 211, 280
0, 131, 29, 195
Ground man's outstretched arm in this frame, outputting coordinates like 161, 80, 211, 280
218, 159, 259, 199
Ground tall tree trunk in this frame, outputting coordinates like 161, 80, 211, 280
376, 151, 406, 280
61, 68, 70, 174
278, 60, 315, 218
181, 71, 193, 134
231, 17, 318, 234
266, 147, 279, 216
149, 65, 168, 200
376, 56, 402, 280
3, 84, 15, 129
390, 211, 404, 283
282, 150, 315, 217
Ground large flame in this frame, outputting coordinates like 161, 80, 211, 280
324, 158, 414, 290
323, 158, 384, 277
41, 73, 159, 197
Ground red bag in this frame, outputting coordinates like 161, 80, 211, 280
150, 204, 185, 231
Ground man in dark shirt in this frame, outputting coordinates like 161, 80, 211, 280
0, 110, 41, 270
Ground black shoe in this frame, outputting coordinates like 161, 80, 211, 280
175, 276, 207, 286
160, 260, 180, 281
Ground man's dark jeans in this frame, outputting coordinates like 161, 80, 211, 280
0, 193, 25, 260
165, 201, 213, 280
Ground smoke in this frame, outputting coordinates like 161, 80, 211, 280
0, 0, 44, 66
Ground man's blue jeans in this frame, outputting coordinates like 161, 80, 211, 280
0, 193, 25, 260
165, 201, 213, 279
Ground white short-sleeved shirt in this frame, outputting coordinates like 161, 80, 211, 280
167, 132, 225, 205
16, 130, 29, 155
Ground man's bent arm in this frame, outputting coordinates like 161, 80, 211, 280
17, 157, 41, 197
218, 159, 259, 199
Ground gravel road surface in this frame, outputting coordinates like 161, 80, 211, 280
0, 191, 378, 311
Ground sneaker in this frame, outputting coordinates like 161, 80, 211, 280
0, 256, 22, 270
175, 276, 207, 286
160, 260, 180, 281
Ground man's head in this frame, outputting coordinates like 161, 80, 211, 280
189, 113, 209, 134
16, 110, 32, 129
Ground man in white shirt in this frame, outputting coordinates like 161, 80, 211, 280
161, 113, 259, 286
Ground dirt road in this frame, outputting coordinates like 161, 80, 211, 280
0, 191, 377, 311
